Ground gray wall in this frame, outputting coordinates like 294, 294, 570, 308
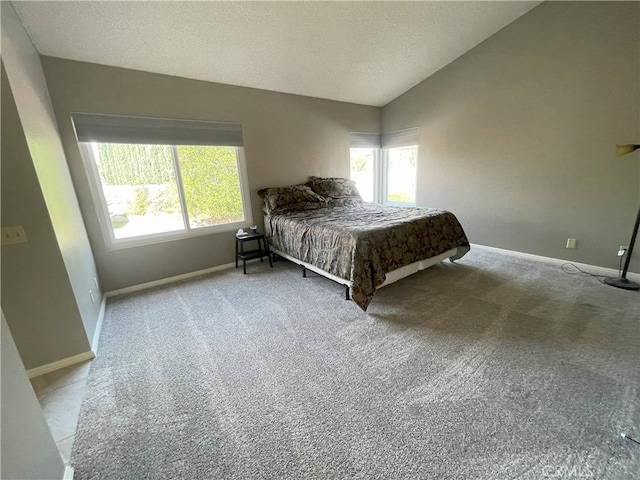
382, 1, 639, 273
1, 2, 100, 368
1, 66, 91, 369
41, 57, 380, 291
1, 312, 66, 480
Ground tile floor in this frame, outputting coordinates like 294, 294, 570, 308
30, 360, 92, 465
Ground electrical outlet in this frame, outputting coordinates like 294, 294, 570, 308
1, 225, 28, 245
566, 238, 577, 249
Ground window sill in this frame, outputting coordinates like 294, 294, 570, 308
103, 222, 245, 251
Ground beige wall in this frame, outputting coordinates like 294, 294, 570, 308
383, 1, 639, 273
41, 57, 380, 291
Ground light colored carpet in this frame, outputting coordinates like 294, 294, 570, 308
71, 246, 639, 479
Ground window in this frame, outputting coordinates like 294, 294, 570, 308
349, 147, 377, 203
349, 128, 418, 206
383, 145, 417, 205
72, 114, 252, 247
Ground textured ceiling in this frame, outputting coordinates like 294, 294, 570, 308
12, 1, 541, 107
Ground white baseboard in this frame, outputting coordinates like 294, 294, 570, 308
105, 261, 238, 297
63, 465, 74, 480
472, 243, 640, 281
91, 294, 107, 354
26, 351, 95, 379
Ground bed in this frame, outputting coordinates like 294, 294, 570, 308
259, 177, 470, 311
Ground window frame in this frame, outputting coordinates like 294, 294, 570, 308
79, 142, 253, 250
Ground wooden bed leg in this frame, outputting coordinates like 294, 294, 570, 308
302, 266, 307, 278
345, 286, 350, 300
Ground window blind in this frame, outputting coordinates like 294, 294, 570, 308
71, 113, 243, 146
381, 127, 419, 148
349, 132, 381, 149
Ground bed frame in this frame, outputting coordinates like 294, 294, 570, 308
270, 246, 460, 301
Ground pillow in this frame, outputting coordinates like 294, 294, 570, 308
258, 184, 328, 215
307, 176, 363, 206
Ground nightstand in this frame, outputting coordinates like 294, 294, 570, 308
235, 231, 273, 274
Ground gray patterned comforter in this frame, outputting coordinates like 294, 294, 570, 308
264, 203, 470, 311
